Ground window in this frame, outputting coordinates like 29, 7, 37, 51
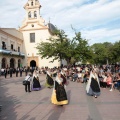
30, 33, 35, 43
34, 11, 37, 18
18, 47, 20, 52
31, 1, 33, 6
31, 24, 34, 27
11, 44, 13, 50
28, 11, 31, 18
2, 41, 6, 49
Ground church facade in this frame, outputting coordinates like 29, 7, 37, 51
0, 0, 65, 69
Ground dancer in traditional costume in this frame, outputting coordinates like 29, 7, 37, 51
31, 70, 41, 91
51, 72, 68, 106
45, 69, 54, 88
86, 69, 100, 98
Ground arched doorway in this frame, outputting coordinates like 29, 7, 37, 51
10, 58, 15, 68
18, 59, 21, 68
2, 58, 6, 68
30, 60, 36, 68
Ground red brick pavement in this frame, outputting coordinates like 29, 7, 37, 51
0, 74, 120, 120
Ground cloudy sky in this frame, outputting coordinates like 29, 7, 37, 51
0, 0, 120, 45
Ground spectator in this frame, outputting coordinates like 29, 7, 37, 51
106, 73, 113, 91
24, 74, 32, 92
4, 68, 8, 78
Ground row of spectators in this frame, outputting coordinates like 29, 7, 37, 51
42, 64, 120, 91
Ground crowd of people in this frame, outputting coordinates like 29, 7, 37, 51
1, 64, 120, 106
0, 67, 30, 78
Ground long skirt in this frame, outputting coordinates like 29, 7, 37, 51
51, 90, 68, 105
45, 74, 54, 88
32, 78, 41, 91
90, 78, 100, 96
51, 80, 68, 105
45, 82, 53, 88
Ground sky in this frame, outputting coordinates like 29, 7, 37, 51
0, 0, 120, 45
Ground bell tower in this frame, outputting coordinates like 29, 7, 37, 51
24, 0, 41, 20
20, 0, 47, 31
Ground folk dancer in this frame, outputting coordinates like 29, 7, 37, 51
86, 69, 101, 98
51, 72, 68, 106
31, 70, 41, 91
45, 69, 54, 88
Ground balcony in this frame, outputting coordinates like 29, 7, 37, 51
0, 49, 25, 57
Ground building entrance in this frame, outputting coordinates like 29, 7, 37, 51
30, 60, 36, 68
10, 58, 15, 68
2, 58, 6, 68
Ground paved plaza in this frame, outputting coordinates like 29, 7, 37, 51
0, 74, 120, 120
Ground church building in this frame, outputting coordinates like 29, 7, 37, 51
0, 0, 63, 69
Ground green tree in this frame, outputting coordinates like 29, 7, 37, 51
91, 42, 114, 65
111, 41, 120, 63
69, 32, 92, 64
36, 29, 69, 65
91, 43, 103, 64
36, 29, 91, 66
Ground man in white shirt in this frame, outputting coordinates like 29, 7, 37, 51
24, 74, 32, 92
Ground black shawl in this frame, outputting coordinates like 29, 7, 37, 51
90, 77, 100, 92
55, 81, 67, 102
33, 76, 41, 88
46, 74, 54, 86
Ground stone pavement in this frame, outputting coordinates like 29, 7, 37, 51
0, 74, 120, 120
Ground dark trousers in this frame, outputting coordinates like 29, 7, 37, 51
100, 81, 103, 87
20, 72, 22, 77
25, 71, 28, 76
25, 81, 30, 92
103, 82, 107, 88
10, 73, 12, 77
5, 73, 7, 78
16, 72, 18, 77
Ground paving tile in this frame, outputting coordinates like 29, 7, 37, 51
0, 74, 120, 120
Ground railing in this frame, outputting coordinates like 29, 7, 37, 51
0, 49, 25, 57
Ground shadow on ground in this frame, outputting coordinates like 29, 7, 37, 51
0, 78, 22, 120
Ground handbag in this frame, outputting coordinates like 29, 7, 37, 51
23, 76, 31, 85
23, 80, 27, 85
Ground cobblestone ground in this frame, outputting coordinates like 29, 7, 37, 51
0, 73, 120, 120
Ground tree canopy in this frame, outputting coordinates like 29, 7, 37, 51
36, 28, 120, 65
36, 29, 91, 65
90, 41, 120, 65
